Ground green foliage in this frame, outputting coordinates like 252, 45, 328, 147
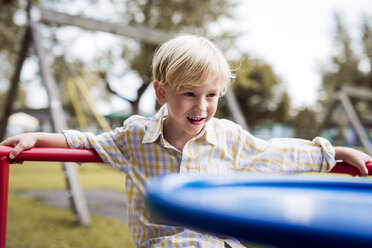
0, 1, 29, 113
291, 108, 318, 139
0, 0, 238, 117
121, 0, 236, 112
320, 14, 372, 104
124, 0, 233, 31
219, 53, 291, 127
275, 92, 291, 123
0, 0, 22, 55
362, 18, 372, 84
317, 14, 372, 139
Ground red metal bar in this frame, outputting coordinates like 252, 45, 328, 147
0, 146, 104, 248
0, 146, 103, 163
329, 161, 372, 176
0, 157, 9, 248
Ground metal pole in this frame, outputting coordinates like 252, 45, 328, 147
0, 146, 103, 163
0, 157, 10, 248
0, 146, 104, 248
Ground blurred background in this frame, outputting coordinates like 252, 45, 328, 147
1, 0, 372, 247
1, 0, 372, 143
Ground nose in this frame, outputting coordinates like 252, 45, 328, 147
195, 96, 207, 111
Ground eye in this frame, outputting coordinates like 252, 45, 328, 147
183, 92, 195, 97
207, 93, 218, 98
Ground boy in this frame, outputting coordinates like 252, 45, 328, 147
1, 34, 371, 248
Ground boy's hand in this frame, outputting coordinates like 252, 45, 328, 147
334, 147, 372, 176
0, 133, 37, 159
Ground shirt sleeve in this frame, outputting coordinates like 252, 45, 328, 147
62, 127, 130, 171
236, 127, 336, 173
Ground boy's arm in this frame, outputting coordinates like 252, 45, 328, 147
334, 147, 372, 176
0, 132, 68, 159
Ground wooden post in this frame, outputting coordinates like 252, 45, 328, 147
316, 86, 372, 156
0, 27, 31, 141
29, 7, 90, 225
315, 98, 338, 137
225, 87, 249, 131
74, 78, 111, 132
337, 89, 372, 155
39, 7, 173, 45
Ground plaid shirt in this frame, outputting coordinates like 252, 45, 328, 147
63, 105, 336, 248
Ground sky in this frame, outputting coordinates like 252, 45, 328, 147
21, 0, 372, 114
233, 0, 372, 107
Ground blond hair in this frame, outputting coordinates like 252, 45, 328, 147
152, 34, 233, 95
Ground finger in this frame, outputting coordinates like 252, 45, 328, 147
357, 163, 368, 177
9, 143, 27, 160
0, 138, 16, 147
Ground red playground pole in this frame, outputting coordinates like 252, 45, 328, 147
0, 157, 9, 248
329, 161, 372, 176
0, 146, 103, 248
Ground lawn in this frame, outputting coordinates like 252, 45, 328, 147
6, 161, 136, 248
9, 161, 126, 191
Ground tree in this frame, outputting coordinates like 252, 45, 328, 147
0, 0, 22, 55
362, 18, 372, 85
104, 0, 236, 113
291, 108, 318, 139
317, 14, 372, 144
0, 0, 237, 125
217, 53, 291, 128
0, 0, 27, 113
319, 14, 370, 105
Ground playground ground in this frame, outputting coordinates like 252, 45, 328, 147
7, 162, 136, 248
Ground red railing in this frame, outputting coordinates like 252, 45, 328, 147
0, 146, 371, 248
0, 146, 103, 248
329, 161, 372, 176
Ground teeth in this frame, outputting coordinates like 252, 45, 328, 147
189, 117, 202, 121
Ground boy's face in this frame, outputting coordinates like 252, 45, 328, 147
154, 77, 222, 142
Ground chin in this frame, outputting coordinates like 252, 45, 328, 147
187, 127, 204, 135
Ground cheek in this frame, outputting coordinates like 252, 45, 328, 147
208, 99, 219, 114
169, 99, 189, 114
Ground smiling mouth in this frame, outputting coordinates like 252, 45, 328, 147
187, 117, 205, 125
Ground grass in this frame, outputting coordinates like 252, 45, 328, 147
6, 195, 136, 248
9, 161, 126, 191
6, 161, 136, 248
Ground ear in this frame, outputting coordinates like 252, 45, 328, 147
153, 81, 167, 105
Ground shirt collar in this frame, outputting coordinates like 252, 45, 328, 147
142, 105, 167, 144
142, 104, 217, 146
204, 118, 217, 146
